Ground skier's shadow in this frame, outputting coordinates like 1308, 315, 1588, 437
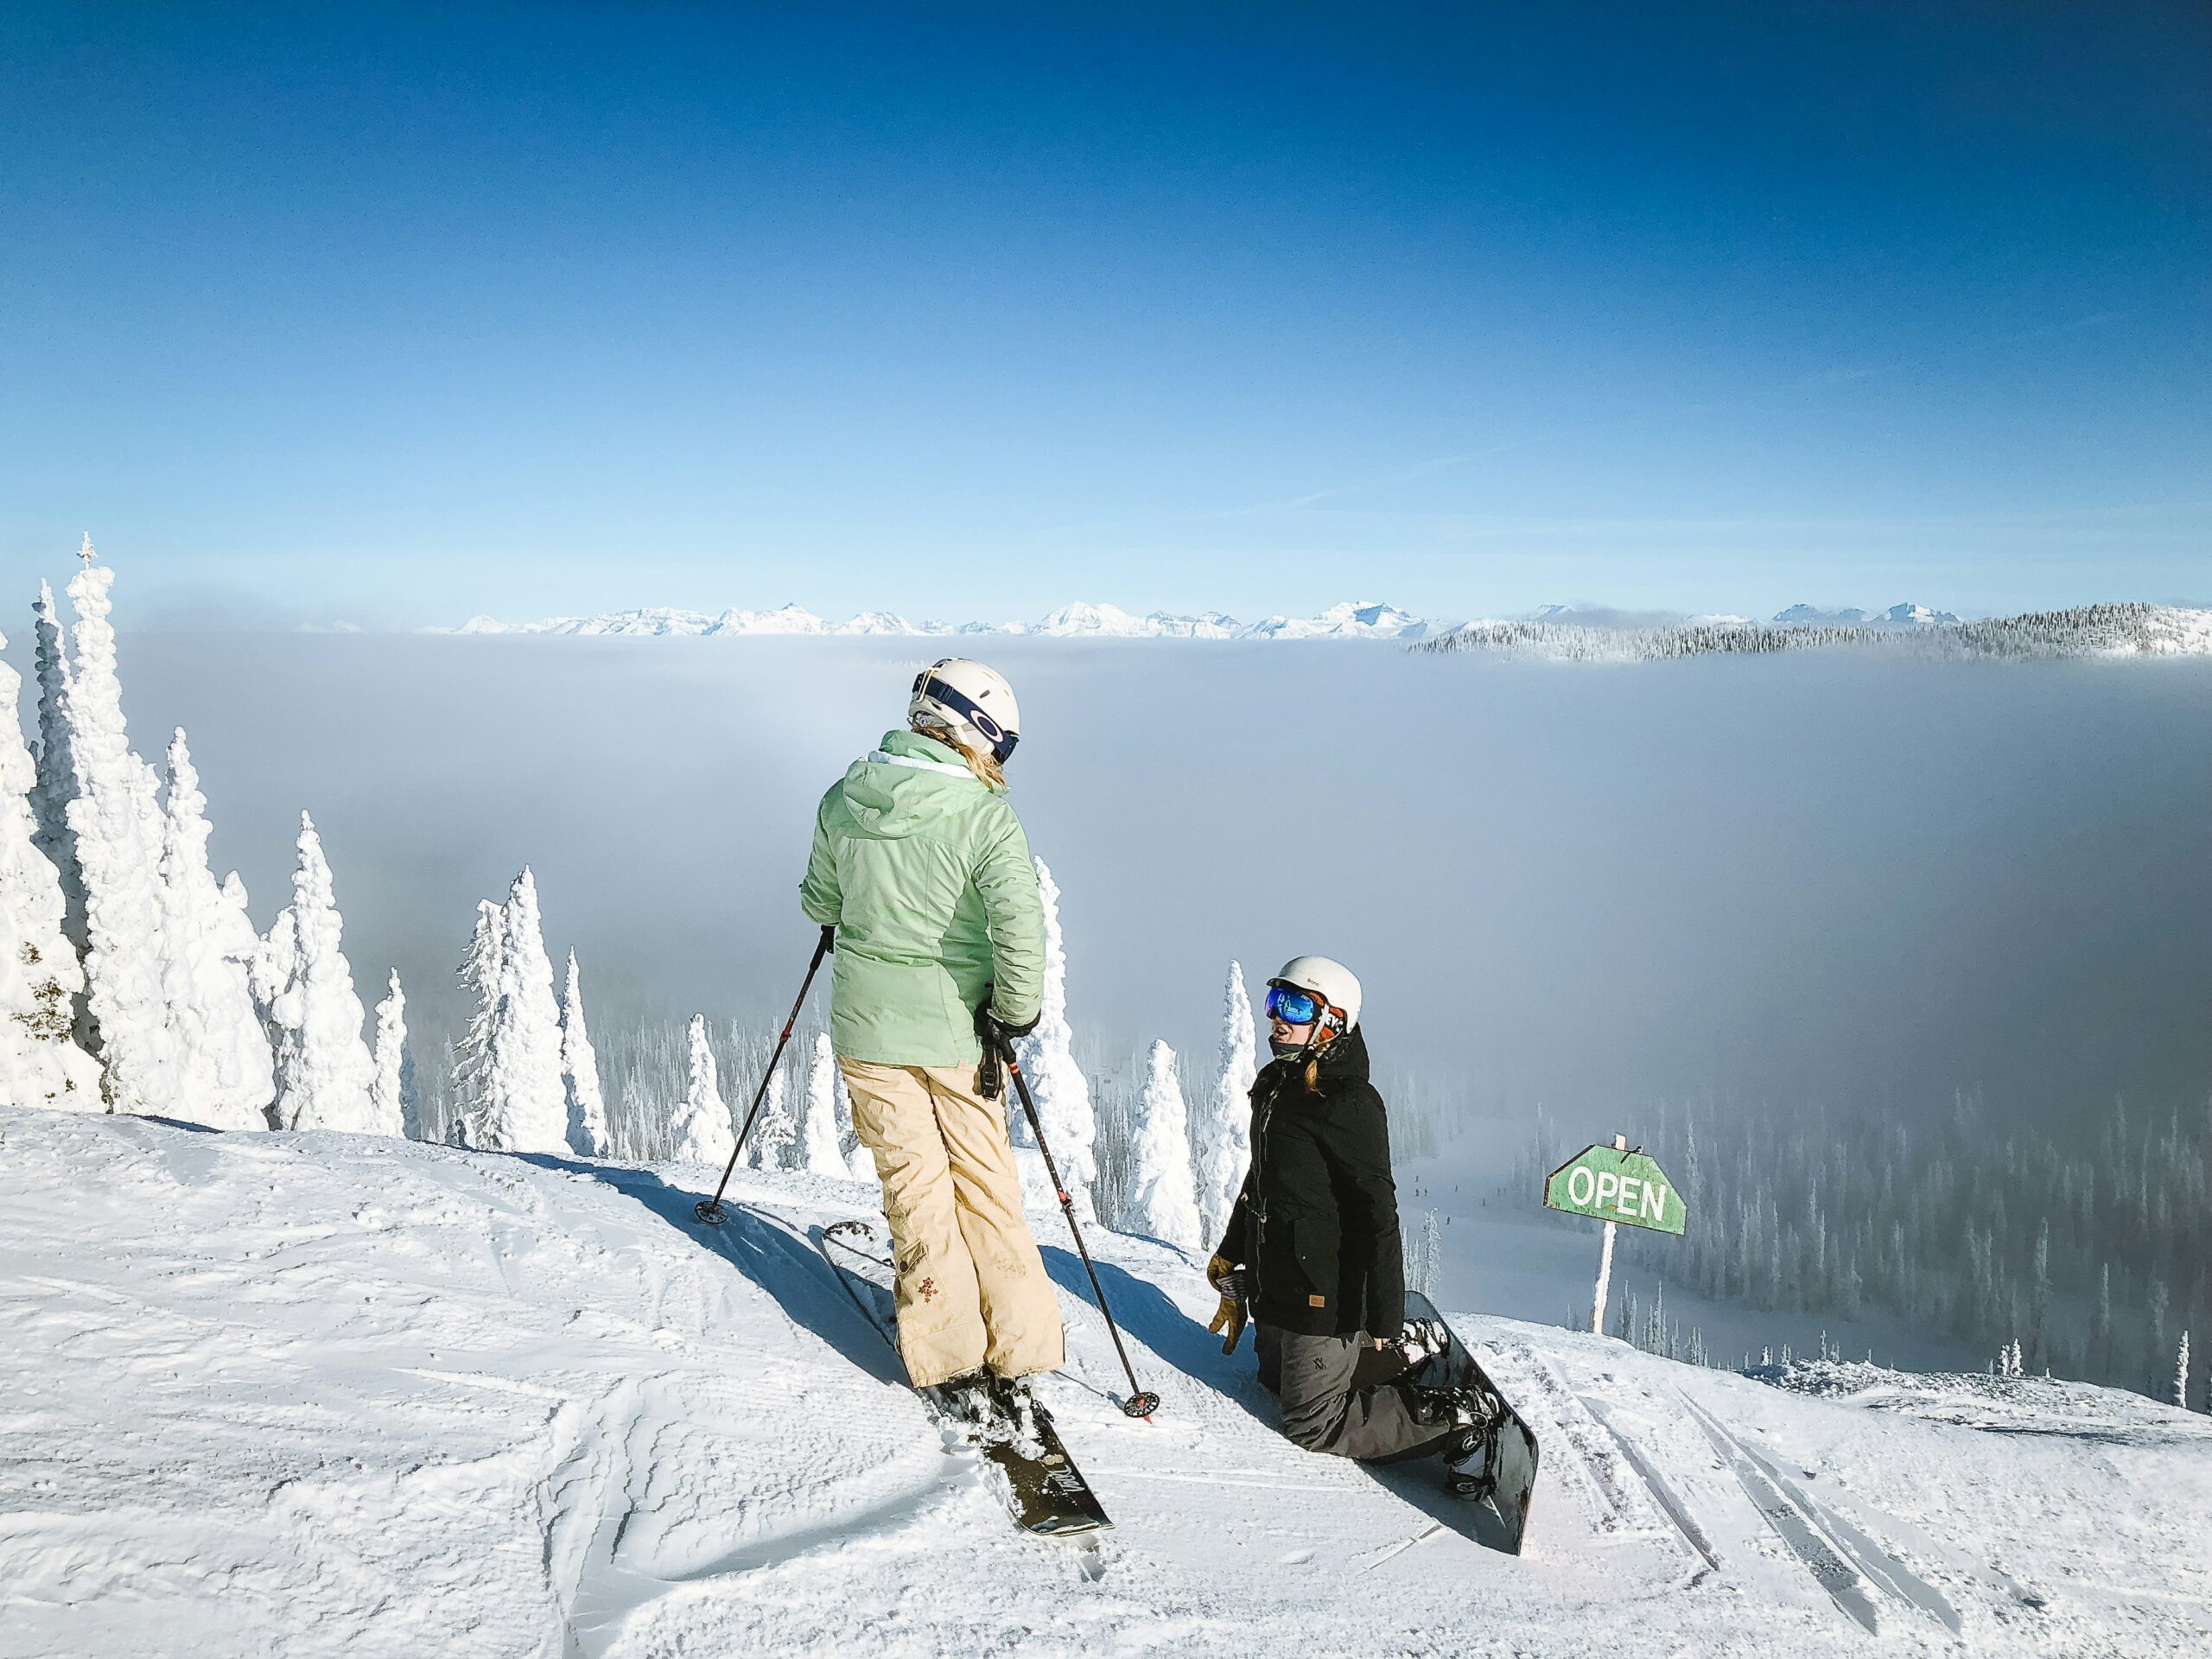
1037, 1247, 1276, 1427
510, 1154, 906, 1389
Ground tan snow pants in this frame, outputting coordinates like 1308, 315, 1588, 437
838, 1058, 1065, 1388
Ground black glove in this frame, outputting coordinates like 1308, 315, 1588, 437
975, 999, 1039, 1045
974, 997, 1005, 1099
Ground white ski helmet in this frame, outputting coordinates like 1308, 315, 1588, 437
909, 658, 1021, 764
1267, 956, 1363, 1034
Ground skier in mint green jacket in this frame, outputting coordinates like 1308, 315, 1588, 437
800, 659, 1063, 1402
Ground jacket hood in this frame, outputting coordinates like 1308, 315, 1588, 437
837, 728, 995, 838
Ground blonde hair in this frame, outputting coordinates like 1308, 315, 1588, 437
911, 715, 1007, 790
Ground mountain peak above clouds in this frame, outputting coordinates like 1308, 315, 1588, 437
435, 600, 1429, 641
1773, 602, 1961, 628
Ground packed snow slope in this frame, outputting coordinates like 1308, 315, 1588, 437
4, 1109, 2206, 1659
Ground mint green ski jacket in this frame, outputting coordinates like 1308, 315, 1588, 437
799, 728, 1046, 1067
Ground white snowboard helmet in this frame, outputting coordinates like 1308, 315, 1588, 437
1266, 956, 1362, 1035
909, 658, 1021, 765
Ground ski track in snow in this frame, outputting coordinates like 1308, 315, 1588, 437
3, 1105, 2209, 1657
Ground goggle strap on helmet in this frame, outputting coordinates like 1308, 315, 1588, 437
914, 671, 1020, 764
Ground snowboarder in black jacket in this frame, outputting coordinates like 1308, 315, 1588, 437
1209, 957, 1488, 1480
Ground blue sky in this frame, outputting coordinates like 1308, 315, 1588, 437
2, 2, 2205, 627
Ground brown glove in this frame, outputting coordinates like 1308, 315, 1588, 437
1206, 1255, 1250, 1354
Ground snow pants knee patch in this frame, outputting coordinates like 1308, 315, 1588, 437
1256, 1324, 1444, 1463
839, 1058, 1065, 1389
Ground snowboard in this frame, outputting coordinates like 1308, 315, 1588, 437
814, 1219, 1113, 1538
1402, 1291, 1541, 1554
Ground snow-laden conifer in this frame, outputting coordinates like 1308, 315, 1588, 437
744, 1048, 798, 1172
498, 868, 569, 1140
797, 1030, 846, 1176
1128, 1040, 1203, 1252
62, 546, 175, 1112
1011, 857, 1095, 1215
1196, 960, 1257, 1245
560, 949, 609, 1158
669, 1014, 734, 1167
0, 630, 99, 1107
2178, 1332, 2192, 1411
263, 814, 378, 1131
369, 970, 416, 1139
450, 900, 506, 1147
156, 729, 274, 1129
450, 874, 569, 1153
29, 582, 86, 965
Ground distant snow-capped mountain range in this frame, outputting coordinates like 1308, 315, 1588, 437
441, 600, 1431, 639
435, 598, 1972, 641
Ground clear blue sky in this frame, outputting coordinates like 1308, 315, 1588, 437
2, 2, 2205, 628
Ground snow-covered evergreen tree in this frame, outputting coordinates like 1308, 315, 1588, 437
155, 728, 273, 1129
499, 868, 568, 1131
0, 629, 99, 1107
450, 872, 569, 1154
61, 547, 174, 1113
1127, 1040, 1202, 1251
744, 1053, 798, 1172
368, 970, 413, 1139
1407, 1210, 1443, 1298
449, 900, 506, 1147
29, 582, 86, 968
263, 814, 378, 1132
669, 1014, 734, 1167
560, 949, 609, 1158
1196, 960, 1257, 1246
797, 1030, 846, 1176
1011, 856, 1095, 1215
2177, 1332, 2191, 1411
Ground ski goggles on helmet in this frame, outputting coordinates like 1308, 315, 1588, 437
1264, 982, 1326, 1027
913, 671, 1019, 764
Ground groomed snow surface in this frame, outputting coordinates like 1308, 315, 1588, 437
3, 1108, 2205, 1658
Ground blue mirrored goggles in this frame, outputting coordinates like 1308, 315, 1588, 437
1264, 983, 1324, 1027
913, 671, 1019, 765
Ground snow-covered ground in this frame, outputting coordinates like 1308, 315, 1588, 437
4, 1106, 2207, 1658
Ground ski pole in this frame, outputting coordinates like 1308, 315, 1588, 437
695, 926, 834, 1226
998, 1034, 1162, 1419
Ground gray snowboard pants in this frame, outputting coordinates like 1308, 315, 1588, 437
1255, 1324, 1452, 1463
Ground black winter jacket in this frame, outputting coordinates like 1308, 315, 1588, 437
1215, 1027, 1405, 1340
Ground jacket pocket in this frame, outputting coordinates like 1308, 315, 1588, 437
1264, 1212, 1338, 1317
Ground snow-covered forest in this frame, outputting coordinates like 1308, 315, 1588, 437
1510, 1090, 2211, 1404
10, 549, 2209, 1424
1421, 601, 2212, 663
1, 551, 1297, 1255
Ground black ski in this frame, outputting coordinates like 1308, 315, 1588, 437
815, 1219, 1112, 1538
1402, 1291, 1541, 1554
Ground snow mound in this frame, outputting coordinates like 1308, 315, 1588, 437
3, 1105, 2206, 1656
